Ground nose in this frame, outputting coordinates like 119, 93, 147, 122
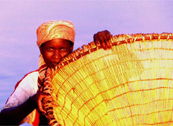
53, 50, 61, 59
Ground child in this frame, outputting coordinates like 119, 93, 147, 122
0, 20, 112, 125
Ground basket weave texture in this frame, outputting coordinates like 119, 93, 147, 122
43, 33, 173, 126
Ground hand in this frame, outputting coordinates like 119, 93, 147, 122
94, 30, 113, 50
29, 91, 51, 114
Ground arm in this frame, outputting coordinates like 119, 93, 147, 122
0, 96, 36, 125
0, 92, 50, 125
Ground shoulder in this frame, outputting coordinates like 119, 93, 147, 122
22, 70, 39, 80
16, 70, 39, 85
23, 70, 39, 81
14, 70, 39, 92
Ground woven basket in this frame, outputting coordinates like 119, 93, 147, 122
43, 33, 173, 126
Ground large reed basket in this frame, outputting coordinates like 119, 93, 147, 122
42, 33, 173, 126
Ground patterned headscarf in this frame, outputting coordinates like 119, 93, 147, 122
37, 20, 75, 89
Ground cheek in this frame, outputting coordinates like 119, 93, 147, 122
42, 52, 53, 63
61, 50, 71, 58
61, 53, 68, 58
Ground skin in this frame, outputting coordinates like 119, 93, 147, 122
40, 38, 73, 68
94, 30, 112, 49
0, 30, 112, 125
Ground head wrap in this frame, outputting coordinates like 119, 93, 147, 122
37, 20, 75, 89
36, 20, 75, 47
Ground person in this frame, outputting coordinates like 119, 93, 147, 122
0, 20, 112, 125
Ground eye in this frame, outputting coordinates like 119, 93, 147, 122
47, 47, 54, 52
61, 47, 67, 52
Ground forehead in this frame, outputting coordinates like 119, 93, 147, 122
41, 38, 73, 48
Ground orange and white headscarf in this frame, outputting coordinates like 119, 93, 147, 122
36, 20, 75, 89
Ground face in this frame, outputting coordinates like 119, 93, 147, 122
40, 38, 73, 68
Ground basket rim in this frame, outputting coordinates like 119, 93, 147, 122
54, 32, 173, 71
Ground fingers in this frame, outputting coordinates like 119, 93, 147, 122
38, 93, 51, 114
94, 35, 101, 48
30, 92, 51, 114
106, 31, 113, 48
37, 97, 46, 114
104, 30, 112, 49
94, 30, 112, 50
94, 33, 106, 49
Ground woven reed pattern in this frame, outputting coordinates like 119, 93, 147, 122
43, 33, 173, 126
